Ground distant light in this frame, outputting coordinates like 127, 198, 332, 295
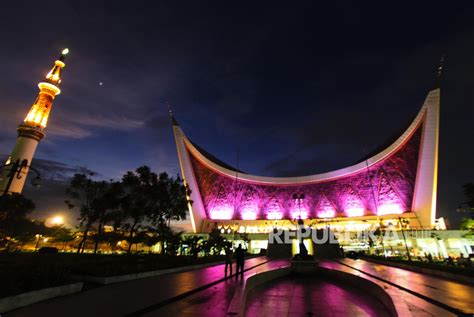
99, 82, 103, 86
62, 48, 69, 55
51, 215, 64, 225
45, 215, 64, 227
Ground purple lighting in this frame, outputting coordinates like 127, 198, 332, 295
291, 208, 308, 220
209, 205, 233, 219
317, 209, 335, 218
346, 207, 365, 217
377, 204, 404, 216
241, 206, 258, 220
266, 211, 283, 220
317, 196, 336, 218
189, 123, 423, 221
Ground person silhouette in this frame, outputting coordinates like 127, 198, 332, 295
235, 244, 245, 279
224, 243, 233, 277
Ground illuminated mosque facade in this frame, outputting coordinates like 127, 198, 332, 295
173, 86, 440, 236
171, 83, 473, 256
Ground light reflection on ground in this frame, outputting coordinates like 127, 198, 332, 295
245, 273, 391, 317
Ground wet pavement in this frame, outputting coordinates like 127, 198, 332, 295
245, 274, 391, 317
5, 257, 271, 317
5, 257, 473, 316
142, 259, 289, 317
337, 258, 474, 315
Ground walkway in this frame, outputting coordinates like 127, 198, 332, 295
6, 257, 473, 316
6, 257, 271, 317
244, 273, 390, 317
141, 259, 289, 317
321, 259, 474, 316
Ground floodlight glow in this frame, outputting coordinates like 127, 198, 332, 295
209, 205, 233, 220
317, 209, 335, 218
377, 204, 403, 216
51, 216, 64, 225
346, 207, 364, 217
291, 208, 308, 220
266, 211, 283, 220
241, 206, 258, 220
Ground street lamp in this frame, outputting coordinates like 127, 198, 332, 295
35, 234, 42, 250
0, 158, 41, 197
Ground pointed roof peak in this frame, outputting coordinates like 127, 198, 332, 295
433, 54, 446, 89
168, 104, 179, 126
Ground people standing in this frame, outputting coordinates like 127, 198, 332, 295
235, 244, 245, 279
224, 243, 233, 277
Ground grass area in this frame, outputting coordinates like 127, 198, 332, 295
360, 254, 474, 277
0, 253, 227, 298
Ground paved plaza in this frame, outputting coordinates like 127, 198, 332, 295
5, 257, 474, 317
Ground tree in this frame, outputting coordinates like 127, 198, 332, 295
0, 194, 35, 251
120, 167, 191, 254
52, 227, 75, 251
121, 166, 156, 253
182, 235, 203, 258
459, 183, 474, 236
202, 229, 226, 256
157, 173, 190, 227
91, 181, 123, 254
147, 172, 191, 247
458, 182, 474, 215
66, 174, 123, 254
162, 229, 183, 256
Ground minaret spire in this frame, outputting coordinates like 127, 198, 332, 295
0, 49, 69, 195
23, 48, 69, 131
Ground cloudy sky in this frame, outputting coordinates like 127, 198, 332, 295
0, 1, 473, 228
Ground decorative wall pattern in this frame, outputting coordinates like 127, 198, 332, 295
189, 124, 423, 220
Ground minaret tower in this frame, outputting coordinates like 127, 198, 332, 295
0, 49, 69, 195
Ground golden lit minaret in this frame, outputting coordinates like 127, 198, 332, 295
0, 49, 69, 195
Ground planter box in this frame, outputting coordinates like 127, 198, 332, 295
0, 282, 83, 314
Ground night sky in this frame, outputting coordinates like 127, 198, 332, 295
0, 1, 473, 229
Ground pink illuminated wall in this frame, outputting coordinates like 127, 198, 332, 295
188, 124, 422, 220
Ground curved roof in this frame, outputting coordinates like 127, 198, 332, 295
181, 99, 427, 185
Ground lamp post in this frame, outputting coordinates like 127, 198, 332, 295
398, 217, 412, 262
292, 193, 305, 220
292, 193, 308, 257
0, 158, 41, 197
35, 234, 42, 251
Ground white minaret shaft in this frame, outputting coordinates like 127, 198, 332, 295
0, 49, 69, 195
